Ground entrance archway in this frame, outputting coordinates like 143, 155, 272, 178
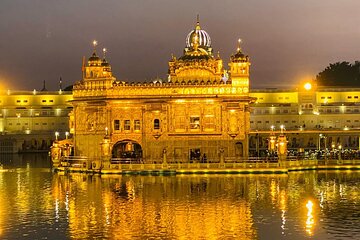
112, 140, 142, 163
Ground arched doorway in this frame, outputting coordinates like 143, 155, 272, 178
112, 140, 142, 163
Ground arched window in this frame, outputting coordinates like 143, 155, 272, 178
154, 119, 160, 129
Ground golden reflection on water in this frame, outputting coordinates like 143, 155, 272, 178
54, 174, 258, 239
0, 167, 360, 239
50, 172, 360, 239
305, 200, 315, 236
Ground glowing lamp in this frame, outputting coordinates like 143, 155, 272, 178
304, 82, 312, 90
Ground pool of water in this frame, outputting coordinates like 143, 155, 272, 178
0, 154, 359, 239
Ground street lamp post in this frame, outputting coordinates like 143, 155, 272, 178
55, 131, 59, 141
338, 145, 342, 162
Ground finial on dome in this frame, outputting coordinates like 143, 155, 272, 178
237, 38, 242, 52
196, 14, 201, 30
102, 48, 107, 59
92, 40, 98, 52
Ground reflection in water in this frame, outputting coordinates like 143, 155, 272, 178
306, 200, 314, 236
0, 155, 359, 239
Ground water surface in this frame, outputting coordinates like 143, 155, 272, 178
0, 154, 359, 239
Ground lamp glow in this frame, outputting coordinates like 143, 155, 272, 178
304, 82, 312, 90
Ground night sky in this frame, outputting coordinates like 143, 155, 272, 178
1, 0, 360, 90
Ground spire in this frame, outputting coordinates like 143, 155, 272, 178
82, 56, 86, 78
59, 77, 62, 90
92, 40, 98, 54
237, 38, 242, 53
41, 80, 47, 92
195, 14, 201, 30
102, 48, 107, 60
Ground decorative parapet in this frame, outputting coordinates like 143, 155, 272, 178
73, 80, 250, 99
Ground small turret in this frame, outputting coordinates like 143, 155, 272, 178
84, 40, 112, 79
228, 39, 250, 87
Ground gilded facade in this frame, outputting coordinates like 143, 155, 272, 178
70, 20, 253, 163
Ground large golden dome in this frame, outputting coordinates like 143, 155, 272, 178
185, 21, 211, 49
168, 18, 223, 83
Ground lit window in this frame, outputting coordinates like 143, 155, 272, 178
42, 100, 46, 103
355, 96, 359, 99
190, 116, 200, 129
16, 100, 21, 103
154, 119, 160, 129
124, 120, 130, 130
134, 120, 140, 130
348, 96, 352, 99
49, 100, 54, 102
114, 120, 120, 130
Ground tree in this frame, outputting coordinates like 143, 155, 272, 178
63, 85, 73, 91
316, 61, 360, 87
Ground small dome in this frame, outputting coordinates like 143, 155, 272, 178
185, 22, 211, 49
230, 39, 249, 62
88, 52, 100, 62
101, 58, 110, 67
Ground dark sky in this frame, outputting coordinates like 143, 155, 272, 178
1, 0, 360, 90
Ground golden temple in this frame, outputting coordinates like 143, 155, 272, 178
67, 19, 253, 165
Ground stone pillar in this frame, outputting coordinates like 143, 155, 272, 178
219, 147, 225, 166
162, 148, 167, 165
50, 142, 61, 167
277, 134, 287, 167
100, 137, 111, 169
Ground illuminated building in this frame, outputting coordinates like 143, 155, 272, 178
70, 19, 253, 163
0, 89, 72, 153
2, 23, 360, 158
249, 82, 360, 155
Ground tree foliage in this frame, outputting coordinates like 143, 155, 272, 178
63, 85, 73, 91
316, 61, 360, 86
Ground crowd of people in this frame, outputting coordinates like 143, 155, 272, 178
250, 148, 360, 160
